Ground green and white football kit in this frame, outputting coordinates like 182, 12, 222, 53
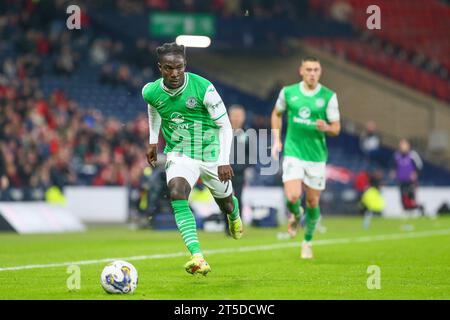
275, 81, 340, 190
143, 72, 234, 198
143, 72, 241, 272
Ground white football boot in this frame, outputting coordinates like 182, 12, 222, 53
301, 240, 313, 259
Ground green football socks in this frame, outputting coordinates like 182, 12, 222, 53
228, 196, 240, 221
286, 199, 301, 218
304, 206, 320, 241
171, 200, 202, 256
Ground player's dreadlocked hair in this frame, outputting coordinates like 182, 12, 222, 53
156, 42, 186, 62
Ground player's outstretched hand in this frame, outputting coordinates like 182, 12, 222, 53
218, 165, 234, 182
146, 144, 158, 168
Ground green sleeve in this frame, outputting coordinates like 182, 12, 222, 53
142, 82, 153, 105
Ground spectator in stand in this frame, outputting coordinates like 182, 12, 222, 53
359, 120, 381, 168
90, 39, 110, 65
54, 45, 78, 76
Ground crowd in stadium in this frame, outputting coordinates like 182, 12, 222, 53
0, 1, 154, 191
0, 77, 151, 191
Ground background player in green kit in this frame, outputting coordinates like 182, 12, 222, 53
143, 43, 243, 275
271, 57, 341, 259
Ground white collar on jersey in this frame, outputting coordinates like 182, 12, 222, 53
299, 81, 321, 96
160, 73, 189, 96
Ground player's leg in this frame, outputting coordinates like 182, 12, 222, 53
200, 162, 243, 239
399, 183, 411, 214
301, 161, 326, 259
406, 182, 424, 216
166, 154, 210, 275
284, 179, 303, 237
168, 177, 202, 256
214, 193, 243, 239
224, 180, 243, 236
282, 157, 305, 237
302, 186, 321, 259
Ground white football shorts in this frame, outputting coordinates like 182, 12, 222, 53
165, 152, 233, 199
282, 156, 326, 190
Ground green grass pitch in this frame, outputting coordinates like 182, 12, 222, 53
0, 216, 449, 300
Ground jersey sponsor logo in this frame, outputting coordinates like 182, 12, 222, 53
169, 112, 190, 130
293, 107, 314, 125
186, 97, 197, 109
298, 107, 311, 119
290, 96, 299, 101
315, 98, 325, 108
171, 112, 185, 124
293, 118, 314, 125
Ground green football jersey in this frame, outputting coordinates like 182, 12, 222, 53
142, 72, 226, 162
277, 82, 339, 162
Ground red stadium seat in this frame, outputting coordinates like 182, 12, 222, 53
332, 0, 450, 74
434, 78, 450, 101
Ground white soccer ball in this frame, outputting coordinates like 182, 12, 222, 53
100, 260, 138, 294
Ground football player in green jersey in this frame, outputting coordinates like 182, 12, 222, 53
143, 43, 243, 275
271, 57, 341, 259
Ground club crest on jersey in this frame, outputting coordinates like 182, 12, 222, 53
299, 107, 311, 119
315, 98, 325, 108
186, 97, 197, 109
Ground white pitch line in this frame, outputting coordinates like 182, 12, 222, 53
0, 228, 449, 272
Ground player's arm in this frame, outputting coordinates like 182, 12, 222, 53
317, 93, 341, 136
317, 120, 340, 136
146, 103, 161, 168
271, 88, 286, 160
204, 84, 234, 182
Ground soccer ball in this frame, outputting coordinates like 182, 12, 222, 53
100, 260, 138, 294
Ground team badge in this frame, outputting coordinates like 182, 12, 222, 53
315, 98, 325, 108
186, 97, 197, 109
